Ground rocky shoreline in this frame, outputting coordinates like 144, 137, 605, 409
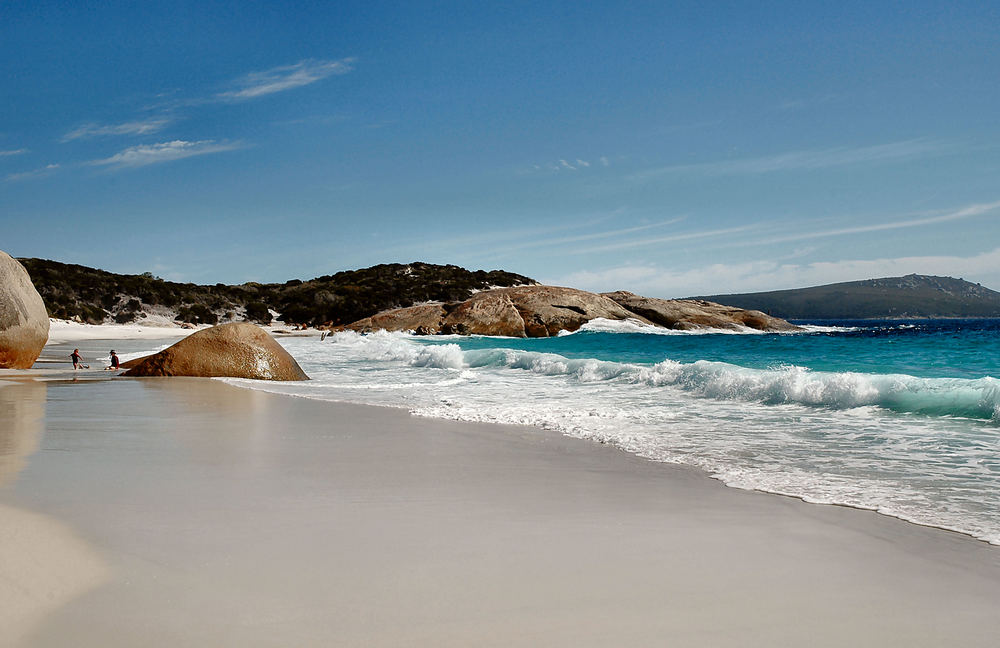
340, 285, 800, 337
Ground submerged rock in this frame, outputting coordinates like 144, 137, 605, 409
601, 291, 802, 332
123, 322, 309, 380
0, 251, 50, 369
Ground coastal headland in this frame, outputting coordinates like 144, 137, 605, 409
340, 285, 800, 336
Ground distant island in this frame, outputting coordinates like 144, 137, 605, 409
698, 274, 1000, 320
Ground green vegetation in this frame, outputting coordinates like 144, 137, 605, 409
698, 274, 1000, 319
19, 258, 534, 326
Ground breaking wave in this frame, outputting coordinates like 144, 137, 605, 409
322, 330, 999, 421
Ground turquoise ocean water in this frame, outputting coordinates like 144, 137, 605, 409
226, 318, 1000, 544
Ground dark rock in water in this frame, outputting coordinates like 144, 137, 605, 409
0, 250, 50, 369
123, 322, 309, 380
601, 291, 802, 332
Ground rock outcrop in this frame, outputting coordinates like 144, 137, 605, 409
344, 286, 645, 337
339, 285, 799, 337
601, 291, 802, 332
343, 303, 448, 336
0, 251, 50, 369
123, 322, 309, 380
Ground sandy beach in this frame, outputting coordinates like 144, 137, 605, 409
1, 335, 999, 647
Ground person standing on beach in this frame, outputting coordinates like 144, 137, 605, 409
107, 350, 120, 371
71, 348, 83, 369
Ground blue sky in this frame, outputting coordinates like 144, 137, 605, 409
3, 1, 999, 296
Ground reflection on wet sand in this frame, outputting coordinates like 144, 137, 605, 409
135, 377, 278, 467
0, 379, 110, 646
0, 380, 46, 486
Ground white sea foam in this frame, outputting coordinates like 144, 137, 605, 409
796, 324, 859, 333
570, 317, 771, 335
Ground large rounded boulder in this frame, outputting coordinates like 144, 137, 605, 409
0, 251, 50, 369
123, 322, 309, 380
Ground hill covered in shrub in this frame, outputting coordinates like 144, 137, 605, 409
18, 258, 535, 327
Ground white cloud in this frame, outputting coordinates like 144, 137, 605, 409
218, 58, 355, 101
89, 140, 242, 169
5, 163, 59, 182
632, 138, 949, 181
760, 201, 1000, 245
524, 156, 608, 174
0, 148, 28, 156
729, 199, 1000, 248
575, 224, 759, 254
545, 248, 1000, 298
62, 117, 173, 141
491, 217, 688, 254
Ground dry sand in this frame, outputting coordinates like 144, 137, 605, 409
2, 371, 1000, 647
46, 319, 320, 344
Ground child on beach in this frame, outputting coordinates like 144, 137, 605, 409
71, 349, 83, 369
106, 350, 120, 371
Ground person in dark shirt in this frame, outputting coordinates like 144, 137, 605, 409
108, 350, 120, 370
71, 348, 83, 369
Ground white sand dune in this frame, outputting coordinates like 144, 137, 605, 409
46, 319, 320, 344
46, 319, 203, 344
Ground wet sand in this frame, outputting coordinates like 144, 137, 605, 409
2, 371, 1000, 646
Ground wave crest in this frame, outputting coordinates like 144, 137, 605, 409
321, 330, 999, 421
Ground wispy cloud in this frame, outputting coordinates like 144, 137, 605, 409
274, 113, 350, 126
5, 163, 59, 182
526, 156, 610, 173
217, 58, 355, 101
375, 210, 633, 260
546, 247, 1000, 298
796, 199, 1000, 238
62, 117, 173, 142
89, 139, 242, 169
524, 218, 685, 249
774, 92, 842, 113
0, 148, 28, 156
461, 217, 689, 257
737, 199, 1000, 248
632, 139, 949, 181
575, 224, 759, 254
